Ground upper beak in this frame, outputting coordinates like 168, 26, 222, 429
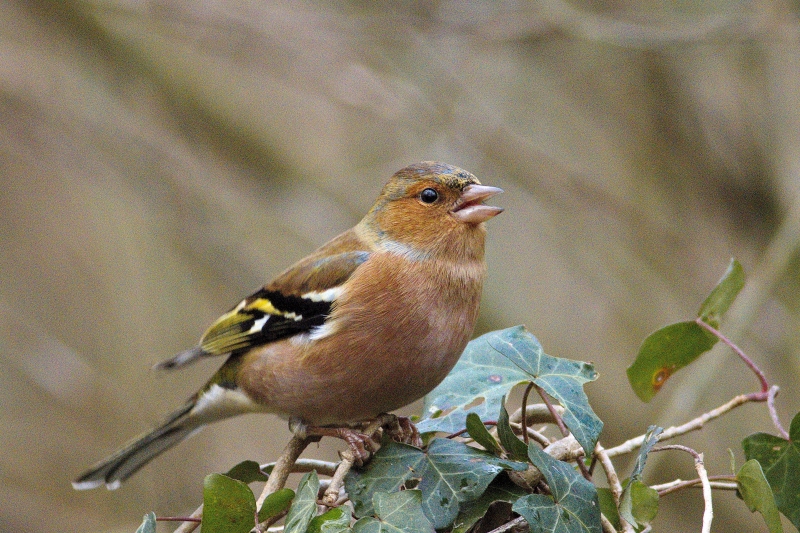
451, 184, 504, 224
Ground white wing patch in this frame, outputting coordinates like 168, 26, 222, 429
308, 321, 337, 341
301, 286, 344, 302
190, 384, 268, 423
247, 316, 269, 334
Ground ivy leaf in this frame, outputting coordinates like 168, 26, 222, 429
418, 326, 602, 457
743, 412, 800, 529
307, 507, 351, 533
346, 438, 527, 529
596, 489, 620, 531
352, 490, 434, 533
452, 474, 528, 533
619, 426, 662, 526
225, 460, 269, 484
697, 258, 744, 325
628, 425, 663, 481
257, 488, 295, 523
618, 481, 658, 527
285, 471, 320, 533
512, 444, 601, 533
134, 512, 157, 533
202, 473, 257, 533
627, 260, 744, 402
417, 326, 546, 435
626, 321, 717, 402
737, 459, 784, 533
488, 327, 602, 455
466, 412, 502, 455
496, 399, 529, 462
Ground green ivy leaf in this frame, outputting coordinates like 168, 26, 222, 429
596, 489, 620, 531
225, 460, 269, 484
466, 412, 502, 455
618, 480, 658, 527
417, 327, 546, 435
512, 444, 601, 533
743, 412, 800, 530
629, 425, 663, 481
352, 491, 434, 533
627, 260, 744, 402
418, 326, 602, 457
496, 399, 529, 462
452, 474, 527, 533
737, 459, 784, 533
489, 327, 602, 455
619, 425, 662, 526
257, 488, 295, 523
307, 507, 351, 533
346, 438, 527, 529
697, 258, 744, 324
202, 473, 257, 533
285, 471, 320, 533
134, 512, 157, 533
626, 321, 717, 402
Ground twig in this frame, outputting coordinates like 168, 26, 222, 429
604, 393, 751, 458
261, 458, 339, 477
600, 513, 617, 533
509, 421, 551, 447
694, 318, 769, 393
696, 455, 713, 533
767, 385, 790, 440
484, 515, 526, 533
594, 444, 634, 533
173, 505, 203, 533
256, 433, 314, 508
321, 450, 355, 507
651, 446, 712, 533
508, 403, 564, 426
653, 476, 738, 496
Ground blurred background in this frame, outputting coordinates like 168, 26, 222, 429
2, 1, 799, 531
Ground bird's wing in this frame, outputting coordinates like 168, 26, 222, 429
156, 250, 370, 369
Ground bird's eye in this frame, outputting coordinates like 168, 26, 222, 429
419, 188, 439, 204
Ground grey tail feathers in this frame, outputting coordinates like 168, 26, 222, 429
153, 346, 208, 370
72, 399, 202, 490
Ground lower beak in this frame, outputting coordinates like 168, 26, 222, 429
452, 184, 504, 224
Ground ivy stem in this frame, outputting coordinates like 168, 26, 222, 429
694, 318, 788, 438
532, 383, 569, 438
694, 317, 768, 394
521, 382, 535, 445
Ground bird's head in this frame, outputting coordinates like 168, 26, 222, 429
359, 162, 503, 260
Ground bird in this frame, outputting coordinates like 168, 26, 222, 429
73, 161, 503, 490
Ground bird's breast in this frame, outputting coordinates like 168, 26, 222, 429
238, 253, 486, 425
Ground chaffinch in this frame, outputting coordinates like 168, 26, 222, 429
73, 161, 503, 490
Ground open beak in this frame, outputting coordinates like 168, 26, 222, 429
451, 184, 504, 224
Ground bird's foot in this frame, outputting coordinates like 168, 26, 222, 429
379, 415, 423, 448
290, 414, 422, 466
292, 421, 379, 466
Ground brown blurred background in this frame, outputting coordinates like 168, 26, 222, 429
2, 1, 799, 532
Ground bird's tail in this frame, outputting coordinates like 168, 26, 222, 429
72, 399, 203, 490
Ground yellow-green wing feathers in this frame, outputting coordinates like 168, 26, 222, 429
155, 250, 370, 369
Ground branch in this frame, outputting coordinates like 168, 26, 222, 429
594, 443, 635, 533
651, 446, 712, 533
256, 433, 314, 508
604, 393, 751, 458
